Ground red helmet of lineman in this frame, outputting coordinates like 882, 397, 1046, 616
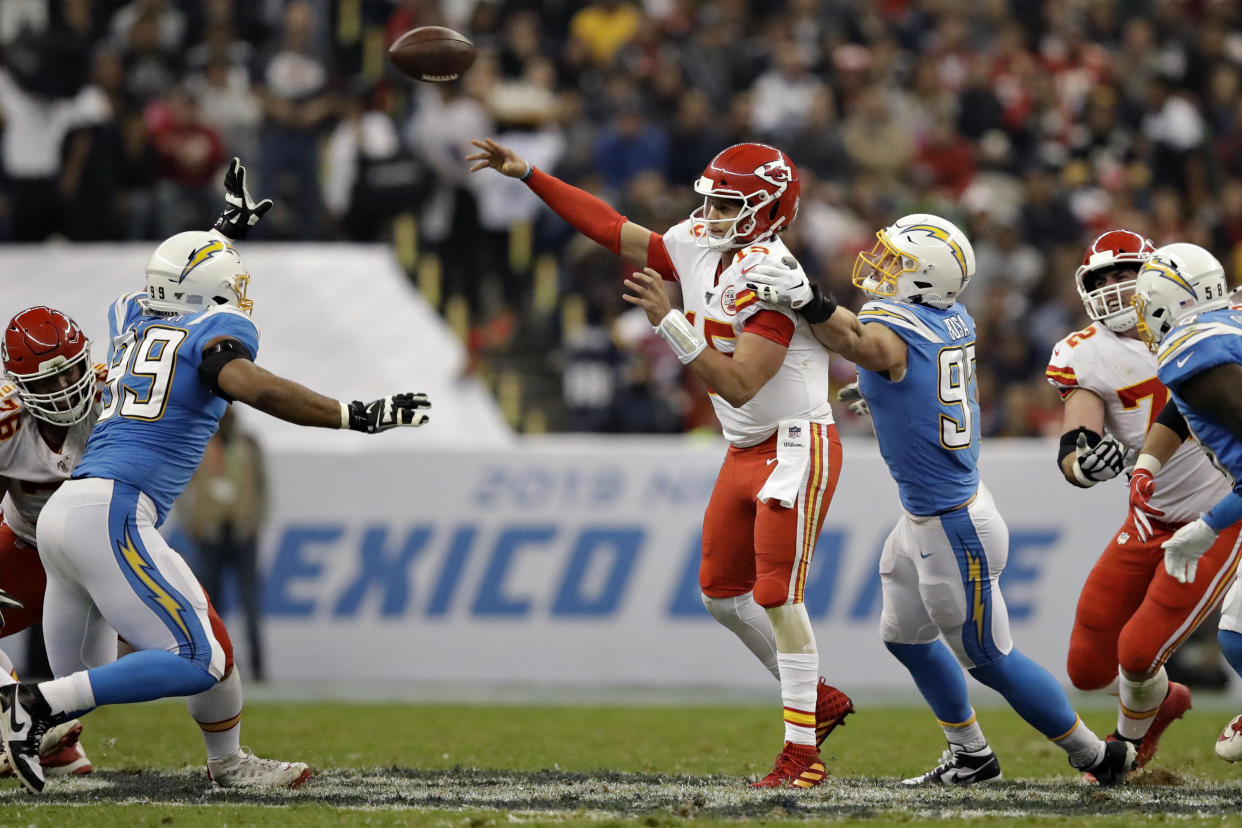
1075, 229, 1157, 333
2, 307, 95, 426
691, 143, 801, 249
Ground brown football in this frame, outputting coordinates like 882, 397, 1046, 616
388, 26, 477, 83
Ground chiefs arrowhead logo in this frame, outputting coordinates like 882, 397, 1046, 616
754, 159, 792, 186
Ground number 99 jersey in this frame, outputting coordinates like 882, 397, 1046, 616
855, 299, 979, 516
72, 292, 260, 527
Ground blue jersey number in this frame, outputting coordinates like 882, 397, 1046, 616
99, 325, 188, 422
937, 343, 977, 450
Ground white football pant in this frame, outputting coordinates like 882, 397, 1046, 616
879, 483, 1014, 669
36, 478, 226, 679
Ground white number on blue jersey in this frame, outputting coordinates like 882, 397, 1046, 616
98, 326, 188, 422
937, 343, 977, 449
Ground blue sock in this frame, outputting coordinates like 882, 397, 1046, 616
969, 649, 1077, 739
886, 640, 973, 724
1220, 630, 1242, 677
87, 650, 216, 706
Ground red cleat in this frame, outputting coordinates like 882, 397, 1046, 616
816, 678, 854, 748
0, 718, 91, 778
1137, 682, 1192, 768
751, 741, 827, 789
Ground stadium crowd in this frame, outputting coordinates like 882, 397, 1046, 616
1, 0, 1240, 436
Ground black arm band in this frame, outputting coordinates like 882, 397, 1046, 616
1154, 399, 1191, 441
199, 339, 252, 401
800, 285, 838, 324
1058, 426, 1102, 465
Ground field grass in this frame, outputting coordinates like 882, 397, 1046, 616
2, 697, 1242, 826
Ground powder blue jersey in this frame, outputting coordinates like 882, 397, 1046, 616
72, 292, 260, 526
856, 299, 979, 516
1155, 307, 1242, 488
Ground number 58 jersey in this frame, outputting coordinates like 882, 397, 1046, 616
1046, 321, 1228, 524
855, 299, 979, 516
72, 292, 260, 527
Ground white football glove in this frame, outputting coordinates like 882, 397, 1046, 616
743, 256, 813, 309
1162, 517, 1218, 584
346, 393, 431, 433
1073, 432, 1131, 485
837, 381, 870, 417
0, 586, 23, 630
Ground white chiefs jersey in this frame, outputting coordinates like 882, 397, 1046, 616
661, 221, 832, 446
1046, 322, 1230, 524
0, 381, 97, 545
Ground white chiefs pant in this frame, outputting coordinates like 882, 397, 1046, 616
36, 478, 227, 679
879, 483, 1014, 669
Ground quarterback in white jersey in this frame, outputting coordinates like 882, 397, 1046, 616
1047, 230, 1239, 773
468, 138, 853, 788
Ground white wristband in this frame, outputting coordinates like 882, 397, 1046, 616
340, 401, 351, 429
654, 310, 707, 364
1134, 452, 1164, 476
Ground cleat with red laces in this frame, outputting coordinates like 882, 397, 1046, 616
750, 741, 827, 789
1137, 682, 1191, 768
815, 679, 854, 748
1215, 713, 1242, 762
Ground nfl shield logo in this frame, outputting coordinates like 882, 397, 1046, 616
788, 426, 802, 438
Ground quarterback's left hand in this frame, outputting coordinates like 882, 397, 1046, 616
213, 157, 273, 241
623, 268, 673, 326
0, 586, 24, 630
744, 256, 813, 309
1162, 518, 1218, 584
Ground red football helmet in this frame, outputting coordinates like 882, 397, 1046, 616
691, 143, 800, 249
1075, 229, 1156, 332
2, 307, 94, 426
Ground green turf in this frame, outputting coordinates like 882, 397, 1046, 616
2, 699, 1241, 825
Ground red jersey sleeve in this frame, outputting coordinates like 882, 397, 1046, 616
742, 309, 795, 347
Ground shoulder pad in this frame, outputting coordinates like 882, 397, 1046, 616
1157, 322, 1242, 368
857, 300, 944, 343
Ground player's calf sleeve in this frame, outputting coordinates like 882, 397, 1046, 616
968, 649, 1078, 740
765, 604, 819, 746
701, 593, 780, 679
1219, 629, 1242, 676
1117, 667, 1168, 741
885, 641, 974, 727
764, 603, 816, 654
85, 649, 216, 706
187, 666, 244, 761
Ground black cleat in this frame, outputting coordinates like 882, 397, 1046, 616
902, 743, 1002, 786
0, 684, 52, 793
1081, 738, 1138, 787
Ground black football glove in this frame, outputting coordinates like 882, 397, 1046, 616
212, 157, 273, 241
0, 586, 24, 630
347, 393, 431, 433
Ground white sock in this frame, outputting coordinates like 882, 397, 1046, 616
1053, 716, 1106, 770
940, 710, 987, 753
702, 593, 780, 680
187, 668, 243, 761
1118, 667, 1169, 741
778, 652, 818, 746
0, 648, 16, 685
39, 672, 96, 718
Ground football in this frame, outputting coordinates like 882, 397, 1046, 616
388, 26, 477, 83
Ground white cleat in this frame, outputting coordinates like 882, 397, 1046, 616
1216, 714, 1242, 762
902, 744, 1002, 786
207, 747, 311, 789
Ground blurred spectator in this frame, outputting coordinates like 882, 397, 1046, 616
181, 408, 269, 682
569, 0, 641, 67
749, 38, 827, 142
593, 95, 668, 193
255, 0, 334, 239
148, 86, 226, 237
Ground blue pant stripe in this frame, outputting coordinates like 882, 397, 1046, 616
107, 483, 211, 669
939, 507, 1001, 666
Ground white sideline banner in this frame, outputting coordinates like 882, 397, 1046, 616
210, 437, 1128, 689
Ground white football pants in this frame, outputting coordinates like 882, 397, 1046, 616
878, 483, 1014, 669
36, 478, 226, 679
